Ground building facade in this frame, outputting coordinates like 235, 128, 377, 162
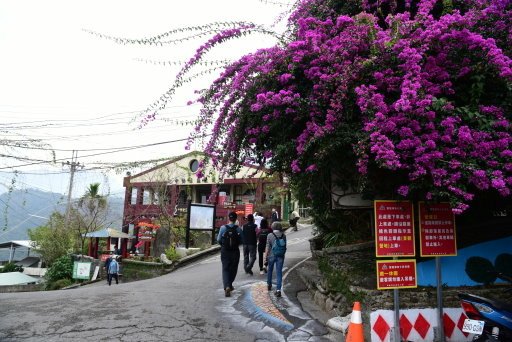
120, 151, 284, 255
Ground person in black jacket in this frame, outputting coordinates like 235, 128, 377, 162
104, 254, 112, 283
256, 218, 272, 275
242, 214, 257, 275
271, 208, 280, 223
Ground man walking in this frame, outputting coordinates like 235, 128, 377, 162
289, 210, 300, 231
242, 214, 257, 275
104, 254, 112, 283
217, 211, 243, 297
265, 221, 286, 297
271, 207, 280, 223
253, 211, 264, 228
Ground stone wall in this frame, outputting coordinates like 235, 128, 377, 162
115, 259, 174, 282
304, 238, 512, 318
0, 284, 41, 293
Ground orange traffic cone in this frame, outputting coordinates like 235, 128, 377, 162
345, 301, 364, 342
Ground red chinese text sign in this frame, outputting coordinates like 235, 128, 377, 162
374, 200, 415, 257
376, 259, 417, 290
419, 202, 457, 257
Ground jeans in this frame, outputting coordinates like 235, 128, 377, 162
243, 244, 257, 272
257, 243, 266, 270
267, 255, 284, 290
221, 248, 240, 290
108, 273, 118, 285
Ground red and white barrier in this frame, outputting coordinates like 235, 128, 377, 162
370, 308, 473, 342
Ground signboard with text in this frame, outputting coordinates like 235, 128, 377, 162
245, 203, 254, 217
73, 261, 92, 280
374, 200, 415, 257
376, 259, 417, 290
419, 202, 457, 257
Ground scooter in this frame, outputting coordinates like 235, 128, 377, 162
458, 273, 512, 341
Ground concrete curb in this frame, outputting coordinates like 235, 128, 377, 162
171, 245, 221, 270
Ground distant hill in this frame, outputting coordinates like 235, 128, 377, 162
0, 189, 124, 243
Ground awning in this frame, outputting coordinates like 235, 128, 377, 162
83, 228, 134, 239
0, 272, 40, 286
0, 240, 36, 249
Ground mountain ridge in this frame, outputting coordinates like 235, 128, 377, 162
0, 189, 124, 243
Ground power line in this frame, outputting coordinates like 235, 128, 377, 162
0, 135, 209, 170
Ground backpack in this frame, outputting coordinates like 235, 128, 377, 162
258, 228, 270, 245
271, 232, 286, 257
222, 225, 240, 251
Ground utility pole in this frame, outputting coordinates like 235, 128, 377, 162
63, 150, 84, 228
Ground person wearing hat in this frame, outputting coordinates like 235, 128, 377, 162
217, 211, 243, 297
108, 255, 120, 286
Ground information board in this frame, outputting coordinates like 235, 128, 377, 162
374, 200, 415, 257
72, 261, 92, 280
376, 259, 417, 290
189, 203, 215, 230
419, 202, 457, 256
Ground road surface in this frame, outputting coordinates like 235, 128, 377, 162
0, 225, 341, 341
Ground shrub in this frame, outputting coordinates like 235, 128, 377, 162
45, 255, 73, 283
46, 278, 74, 290
165, 246, 180, 262
0, 262, 23, 273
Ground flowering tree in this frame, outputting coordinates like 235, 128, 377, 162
177, 0, 512, 219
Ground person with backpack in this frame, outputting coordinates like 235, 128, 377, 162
217, 211, 243, 297
265, 221, 286, 297
242, 214, 257, 275
256, 218, 272, 275
108, 255, 120, 286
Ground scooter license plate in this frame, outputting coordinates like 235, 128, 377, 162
462, 318, 485, 335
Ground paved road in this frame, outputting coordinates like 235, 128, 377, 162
0, 225, 340, 341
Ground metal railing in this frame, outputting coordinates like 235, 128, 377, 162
298, 207, 311, 218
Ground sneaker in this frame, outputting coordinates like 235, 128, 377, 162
225, 288, 231, 297
275, 290, 281, 297
260, 270, 264, 275
248, 270, 253, 276
267, 284, 272, 291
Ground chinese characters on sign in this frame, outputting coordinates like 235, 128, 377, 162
376, 260, 417, 290
419, 202, 457, 256
245, 203, 254, 217
73, 262, 92, 280
374, 200, 415, 257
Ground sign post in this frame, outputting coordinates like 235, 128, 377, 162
419, 202, 457, 342
186, 203, 216, 248
374, 200, 416, 342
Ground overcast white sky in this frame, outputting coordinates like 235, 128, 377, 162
0, 0, 289, 196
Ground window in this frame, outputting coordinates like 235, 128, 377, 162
189, 159, 199, 173
130, 187, 138, 204
234, 186, 243, 204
